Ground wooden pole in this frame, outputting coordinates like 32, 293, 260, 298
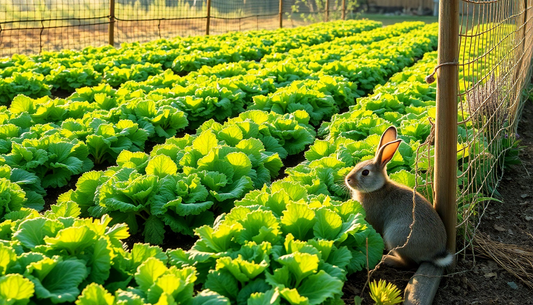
405, 5, 460, 302
109, 0, 115, 46
325, 0, 329, 22
279, 0, 283, 28
404, 263, 444, 305
342, 0, 346, 20
206, 0, 212, 35
434, 0, 459, 267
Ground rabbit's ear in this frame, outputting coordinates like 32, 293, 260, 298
376, 139, 402, 168
378, 126, 398, 149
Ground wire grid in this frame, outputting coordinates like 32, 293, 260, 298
282, 0, 352, 28
207, 0, 279, 34
0, 0, 109, 56
0, 0, 353, 57
412, 0, 533, 257
456, 0, 533, 254
113, 0, 207, 46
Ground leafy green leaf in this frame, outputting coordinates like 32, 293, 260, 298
27, 257, 88, 303
204, 270, 239, 300
135, 257, 167, 292
0, 273, 35, 305
146, 155, 178, 178
75, 283, 114, 305
192, 290, 231, 305
143, 215, 166, 245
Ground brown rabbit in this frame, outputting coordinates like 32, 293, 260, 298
345, 126, 453, 267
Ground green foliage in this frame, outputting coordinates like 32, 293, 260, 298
0, 72, 51, 105
369, 280, 403, 305
58, 109, 313, 244
289, 0, 359, 23
0, 19, 462, 305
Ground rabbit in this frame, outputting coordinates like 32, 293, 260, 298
345, 126, 454, 268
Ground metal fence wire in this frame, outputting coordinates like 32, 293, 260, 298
410, 0, 533, 264
457, 0, 533, 253
0, 0, 353, 57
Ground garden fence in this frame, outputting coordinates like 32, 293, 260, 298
414, 0, 533, 268
0, 0, 354, 57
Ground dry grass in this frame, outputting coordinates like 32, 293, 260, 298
474, 232, 533, 289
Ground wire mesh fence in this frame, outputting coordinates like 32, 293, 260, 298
456, 0, 533, 253
409, 0, 533, 264
0, 0, 356, 57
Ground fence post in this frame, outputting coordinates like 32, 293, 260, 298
206, 0, 212, 35
279, 0, 283, 28
325, 0, 329, 22
109, 0, 115, 46
342, 0, 346, 20
434, 0, 459, 267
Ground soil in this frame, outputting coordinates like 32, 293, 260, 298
0, 16, 304, 58
344, 97, 533, 304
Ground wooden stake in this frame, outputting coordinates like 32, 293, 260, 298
404, 263, 444, 305
434, 0, 459, 268
206, 0, 212, 35
109, 0, 115, 46
279, 0, 283, 28
342, 0, 346, 20
325, 0, 329, 22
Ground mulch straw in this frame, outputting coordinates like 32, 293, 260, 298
474, 233, 533, 289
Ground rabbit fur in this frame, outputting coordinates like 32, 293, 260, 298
345, 126, 453, 268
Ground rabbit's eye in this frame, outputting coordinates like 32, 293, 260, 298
362, 169, 370, 176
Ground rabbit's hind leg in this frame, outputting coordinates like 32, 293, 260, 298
382, 251, 417, 269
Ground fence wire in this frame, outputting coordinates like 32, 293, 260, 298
410, 0, 533, 260
456, 0, 533, 254
0, 0, 353, 57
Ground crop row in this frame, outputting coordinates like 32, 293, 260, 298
0, 20, 383, 104
0, 22, 444, 305
56, 110, 316, 244
0, 22, 437, 213
163, 52, 444, 304
0, 51, 442, 305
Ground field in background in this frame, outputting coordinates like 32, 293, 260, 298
0, 0, 353, 56
360, 13, 438, 25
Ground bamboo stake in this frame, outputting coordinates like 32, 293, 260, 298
434, 0, 459, 268
206, 0, 212, 35
109, 0, 115, 46
279, 0, 283, 28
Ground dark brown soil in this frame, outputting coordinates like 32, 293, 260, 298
343, 97, 533, 304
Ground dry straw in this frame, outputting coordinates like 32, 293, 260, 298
474, 232, 533, 289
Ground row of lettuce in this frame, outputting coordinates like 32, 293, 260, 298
0, 49, 446, 305
0, 22, 438, 219
3, 21, 491, 305
0, 21, 512, 304
0, 20, 383, 105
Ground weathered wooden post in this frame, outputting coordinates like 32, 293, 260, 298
325, 0, 329, 22
206, 0, 212, 35
109, 0, 115, 46
434, 0, 459, 270
342, 0, 346, 20
404, 0, 460, 304
279, 0, 283, 28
